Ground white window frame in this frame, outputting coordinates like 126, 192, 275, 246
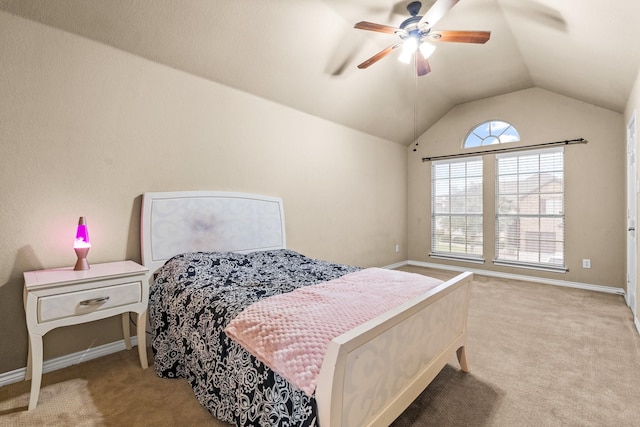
464, 120, 520, 148
430, 156, 484, 263
494, 147, 567, 272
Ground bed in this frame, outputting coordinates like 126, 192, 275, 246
141, 190, 473, 426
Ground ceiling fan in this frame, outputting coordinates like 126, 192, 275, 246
354, 0, 491, 76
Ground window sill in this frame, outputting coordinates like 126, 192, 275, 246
429, 253, 485, 264
493, 260, 568, 273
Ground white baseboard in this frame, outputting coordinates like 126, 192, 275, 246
0, 336, 139, 388
382, 260, 409, 270
407, 259, 626, 295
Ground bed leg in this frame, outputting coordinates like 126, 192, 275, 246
456, 346, 470, 373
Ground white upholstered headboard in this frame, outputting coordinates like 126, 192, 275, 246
141, 191, 286, 273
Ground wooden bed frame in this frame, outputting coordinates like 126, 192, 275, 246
141, 190, 473, 427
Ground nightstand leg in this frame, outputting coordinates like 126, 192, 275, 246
27, 333, 43, 411
137, 310, 148, 369
25, 338, 32, 381
122, 313, 132, 350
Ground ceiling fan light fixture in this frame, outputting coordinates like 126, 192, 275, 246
419, 41, 436, 58
398, 37, 418, 63
354, 0, 490, 75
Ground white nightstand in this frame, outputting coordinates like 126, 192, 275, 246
23, 260, 150, 411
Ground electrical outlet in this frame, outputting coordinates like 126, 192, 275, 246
582, 259, 591, 269
395, 244, 400, 253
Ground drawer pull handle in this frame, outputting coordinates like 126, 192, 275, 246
79, 296, 110, 306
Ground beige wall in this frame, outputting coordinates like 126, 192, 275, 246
1, 10, 634, 377
625, 68, 640, 323
408, 87, 626, 289
0, 13, 407, 374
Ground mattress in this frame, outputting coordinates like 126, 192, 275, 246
149, 249, 360, 426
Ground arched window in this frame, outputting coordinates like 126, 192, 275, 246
464, 120, 520, 148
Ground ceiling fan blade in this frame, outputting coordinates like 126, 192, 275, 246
416, 51, 431, 76
357, 43, 401, 69
428, 30, 491, 44
418, 0, 460, 27
354, 21, 400, 35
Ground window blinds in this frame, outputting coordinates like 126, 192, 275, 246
495, 147, 566, 271
431, 157, 484, 261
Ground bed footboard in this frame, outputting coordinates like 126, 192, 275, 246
315, 271, 473, 427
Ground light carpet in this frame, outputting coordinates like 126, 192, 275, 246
1, 267, 639, 426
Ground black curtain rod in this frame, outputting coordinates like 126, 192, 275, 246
421, 138, 588, 162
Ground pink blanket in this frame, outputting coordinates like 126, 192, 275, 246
224, 268, 443, 396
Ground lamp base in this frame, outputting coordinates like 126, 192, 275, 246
74, 258, 90, 271
74, 247, 90, 271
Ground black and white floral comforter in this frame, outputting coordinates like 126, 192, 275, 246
149, 249, 361, 426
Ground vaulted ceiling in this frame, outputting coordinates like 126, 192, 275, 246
2, 0, 639, 146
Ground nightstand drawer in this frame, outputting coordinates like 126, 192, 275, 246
38, 281, 142, 322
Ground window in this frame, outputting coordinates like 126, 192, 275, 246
495, 148, 565, 271
464, 120, 520, 148
431, 157, 483, 261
